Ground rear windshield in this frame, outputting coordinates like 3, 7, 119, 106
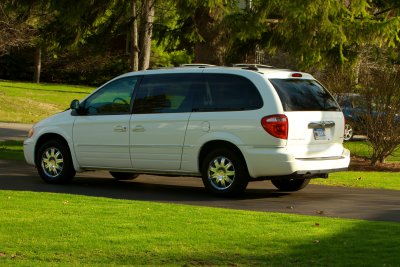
269, 79, 340, 111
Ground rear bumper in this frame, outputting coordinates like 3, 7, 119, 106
242, 146, 350, 178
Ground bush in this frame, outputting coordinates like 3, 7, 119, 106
358, 66, 400, 165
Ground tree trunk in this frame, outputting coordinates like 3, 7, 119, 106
130, 0, 139, 72
138, 0, 155, 70
33, 46, 41, 83
193, 7, 227, 65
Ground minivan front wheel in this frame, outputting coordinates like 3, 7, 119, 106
271, 178, 310, 192
201, 148, 249, 196
36, 139, 76, 184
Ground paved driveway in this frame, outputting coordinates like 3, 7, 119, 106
1, 159, 399, 222
0, 122, 32, 141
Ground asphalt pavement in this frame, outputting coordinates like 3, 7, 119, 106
0, 122, 32, 141
0, 122, 399, 222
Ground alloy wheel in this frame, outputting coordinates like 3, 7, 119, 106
41, 147, 64, 178
207, 156, 236, 190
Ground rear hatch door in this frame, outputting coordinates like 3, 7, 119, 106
269, 77, 345, 158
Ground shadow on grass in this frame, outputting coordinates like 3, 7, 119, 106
164, 219, 400, 266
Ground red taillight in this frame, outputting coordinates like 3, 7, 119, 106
261, 114, 288, 139
291, 73, 302, 78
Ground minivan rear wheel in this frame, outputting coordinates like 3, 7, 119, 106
201, 148, 249, 196
110, 172, 139, 180
271, 178, 310, 192
36, 139, 76, 184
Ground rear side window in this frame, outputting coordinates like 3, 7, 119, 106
194, 74, 263, 111
270, 79, 340, 111
133, 74, 202, 114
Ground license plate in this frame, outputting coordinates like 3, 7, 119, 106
313, 128, 327, 140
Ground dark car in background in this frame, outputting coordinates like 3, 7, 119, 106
336, 94, 364, 141
337, 93, 400, 141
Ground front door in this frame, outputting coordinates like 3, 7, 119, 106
73, 76, 139, 169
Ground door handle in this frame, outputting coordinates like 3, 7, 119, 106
132, 125, 145, 132
113, 125, 127, 132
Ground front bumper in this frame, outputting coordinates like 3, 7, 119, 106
23, 139, 35, 166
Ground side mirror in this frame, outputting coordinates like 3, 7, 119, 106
70, 99, 80, 110
70, 99, 86, 115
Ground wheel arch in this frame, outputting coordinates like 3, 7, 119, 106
35, 133, 80, 171
198, 140, 249, 176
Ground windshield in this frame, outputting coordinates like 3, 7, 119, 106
270, 79, 340, 112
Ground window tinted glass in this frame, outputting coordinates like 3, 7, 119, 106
194, 74, 263, 111
133, 74, 202, 114
270, 79, 340, 111
83, 77, 138, 115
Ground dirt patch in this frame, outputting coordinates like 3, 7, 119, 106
349, 156, 400, 172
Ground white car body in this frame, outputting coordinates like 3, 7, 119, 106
24, 66, 350, 195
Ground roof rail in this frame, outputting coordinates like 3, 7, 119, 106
179, 63, 217, 68
232, 63, 275, 71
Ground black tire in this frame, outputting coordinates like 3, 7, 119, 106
271, 178, 310, 192
201, 148, 249, 196
35, 139, 76, 184
109, 172, 139, 180
343, 123, 354, 141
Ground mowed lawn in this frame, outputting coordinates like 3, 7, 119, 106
0, 80, 94, 123
0, 190, 399, 266
312, 171, 400, 190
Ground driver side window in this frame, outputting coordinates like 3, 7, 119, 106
83, 77, 139, 115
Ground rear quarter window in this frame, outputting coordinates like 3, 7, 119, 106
194, 74, 263, 111
270, 79, 340, 111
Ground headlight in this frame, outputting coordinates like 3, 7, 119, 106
28, 128, 35, 138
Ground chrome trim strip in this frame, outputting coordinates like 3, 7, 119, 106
77, 144, 190, 149
308, 121, 335, 129
295, 156, 345, 160
80, 166, 201, 177
130, 144, 182, 149
296, 167, 348, 174
76, 144, 128, 148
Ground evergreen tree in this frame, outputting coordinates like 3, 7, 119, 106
165, 0, 400, 68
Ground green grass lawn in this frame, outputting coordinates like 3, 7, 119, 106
344, 141, 400, 162
0, 140, 24, 161
311, 171, 400, 190
0, 80, 94, 123
0, 190, 399, 266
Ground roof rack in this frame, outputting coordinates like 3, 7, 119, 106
232, 63, 275, 71
179, 64, 217, 68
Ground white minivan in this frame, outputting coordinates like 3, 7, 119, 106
24, 65, 350, 196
